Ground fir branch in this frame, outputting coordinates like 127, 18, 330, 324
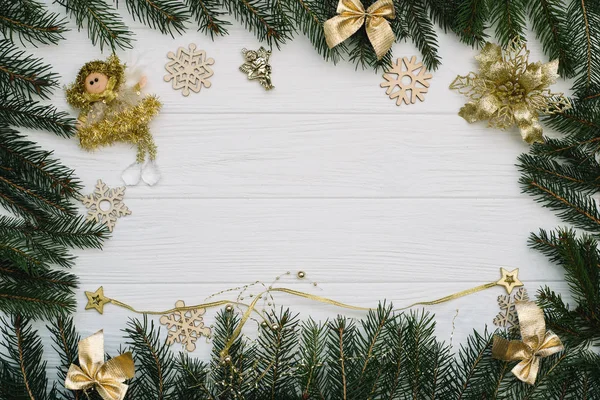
184, 0, 230, 38
174, 353, 212, 399
326, 316, 360, 399
281, 0, 343, 64
519, 173, 600, 235
47, 316, 81, 399
0, 261, 78, 319
296, 318, 327, 399
253, 308, 300, 398
488, 0, 527, 48
0, 126, 82, 200
530, 228, 600, 347
567, 0, 600, 97
222, 0, 291, 48
55, 0, 134, 51
347, 29, 392, 72
0, 0, 68, 46
0, 315, 48, 399
0, 97, 76, 138
424, 0, 461, 32
0, 40, 58, 99
125, 317, 178, 399
453, 0, 489, 47
120, 0, 190, 36
526, 0, 574, 77
400, 0, 441, 70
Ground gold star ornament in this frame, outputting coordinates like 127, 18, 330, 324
497, 268, 523, 294
85, 286, 111, 314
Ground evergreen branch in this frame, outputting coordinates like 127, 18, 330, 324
0, 126, 82, 200
121, 0, 189, 36
0, 39, 58, 99
0, 0, 68, 46
488, 0, 527, 48
223, 0, 291, 48
297, 319, 327, 399
55, 0, 134, 51
526, 0, 574, 77
400, 0, 441, 70
0, 97, 76, 138
0, 315, 48, 399
174, 353, 212, 399
347, 29, 392, 72
453, 0, 489, 47
281, 0, 343, 63
568, 0, 600, 97
47, 316, 81, 399
184, 0, 230, 38
125, 317, 177, 399
519, 174, 600, 235
424, 0, 461, 32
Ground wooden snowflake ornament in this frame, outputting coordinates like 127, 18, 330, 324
380, 56, 432, 106
494, 287, 529, 331
80, 180, 131, 232
164, 44, 215, 96
159, 300, 212, 352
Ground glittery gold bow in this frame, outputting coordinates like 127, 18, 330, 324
492, 301, 564, 385
450, 39, 571, 144
65, 330, 135, 400
324, 0, 395, 60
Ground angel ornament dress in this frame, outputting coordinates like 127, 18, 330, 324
66, 54, 162, 185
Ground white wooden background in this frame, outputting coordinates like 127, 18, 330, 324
27, 4, 573, 379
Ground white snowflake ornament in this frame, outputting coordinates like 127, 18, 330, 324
160, 300, 212, 352
380, 56, 432, 106
164, 43, 215, 96
494, 287, 529, 330
80, 179, 131, 232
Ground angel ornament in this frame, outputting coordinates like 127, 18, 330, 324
240, 47, 274, 90
66, 54, 162, 186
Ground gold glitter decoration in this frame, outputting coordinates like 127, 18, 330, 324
159, 300, 212, 352
164, 43, 215, 96
80, 179, 131, 232
494, 287, 528, 330
240, 47, 274, 90
66, 54, 161, 163
381, 56, 432, 105
450, 39, 571, 144
297, 271, 306, 279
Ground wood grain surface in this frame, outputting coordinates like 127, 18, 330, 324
21, 4, 573, 380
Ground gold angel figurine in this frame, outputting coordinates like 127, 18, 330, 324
66, 54, 162, 185
240, 47, 274, 90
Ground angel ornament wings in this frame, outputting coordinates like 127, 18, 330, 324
240, 47, 274, 90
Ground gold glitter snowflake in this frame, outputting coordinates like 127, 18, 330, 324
380, 56, 432, 106
494, 287, 529, 331
159, 300, 212, 352
80, 179, 131, 232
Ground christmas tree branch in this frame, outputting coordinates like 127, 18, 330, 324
184, 0, 230, 38
121, 0, 189, 36
0, 0, 68, 46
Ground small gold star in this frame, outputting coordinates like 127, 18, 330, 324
85, 286, 110, 314
496, 268, 523, 294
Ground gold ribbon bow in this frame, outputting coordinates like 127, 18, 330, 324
492, 301, 564, 385
65, 330, 135, 400
324, 0, 395, 60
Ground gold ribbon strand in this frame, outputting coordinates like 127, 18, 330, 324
324, 0, 396, 60
85, 268, 524, 359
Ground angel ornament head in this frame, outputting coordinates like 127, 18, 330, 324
66, 54, 162, 186
240, 47, 274, 90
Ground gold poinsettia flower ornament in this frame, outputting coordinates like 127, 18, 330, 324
450, 39, 571, 144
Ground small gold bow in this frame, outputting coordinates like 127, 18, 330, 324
65, 330, 135, 400
492, 301, 564, 385
324, 0, 395, 60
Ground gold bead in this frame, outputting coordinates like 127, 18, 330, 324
225, 304, 234, 312
223, 355, 232, 363
271, 324, 279, 330
261, 321, 268, 328
297, 271, 306, 279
